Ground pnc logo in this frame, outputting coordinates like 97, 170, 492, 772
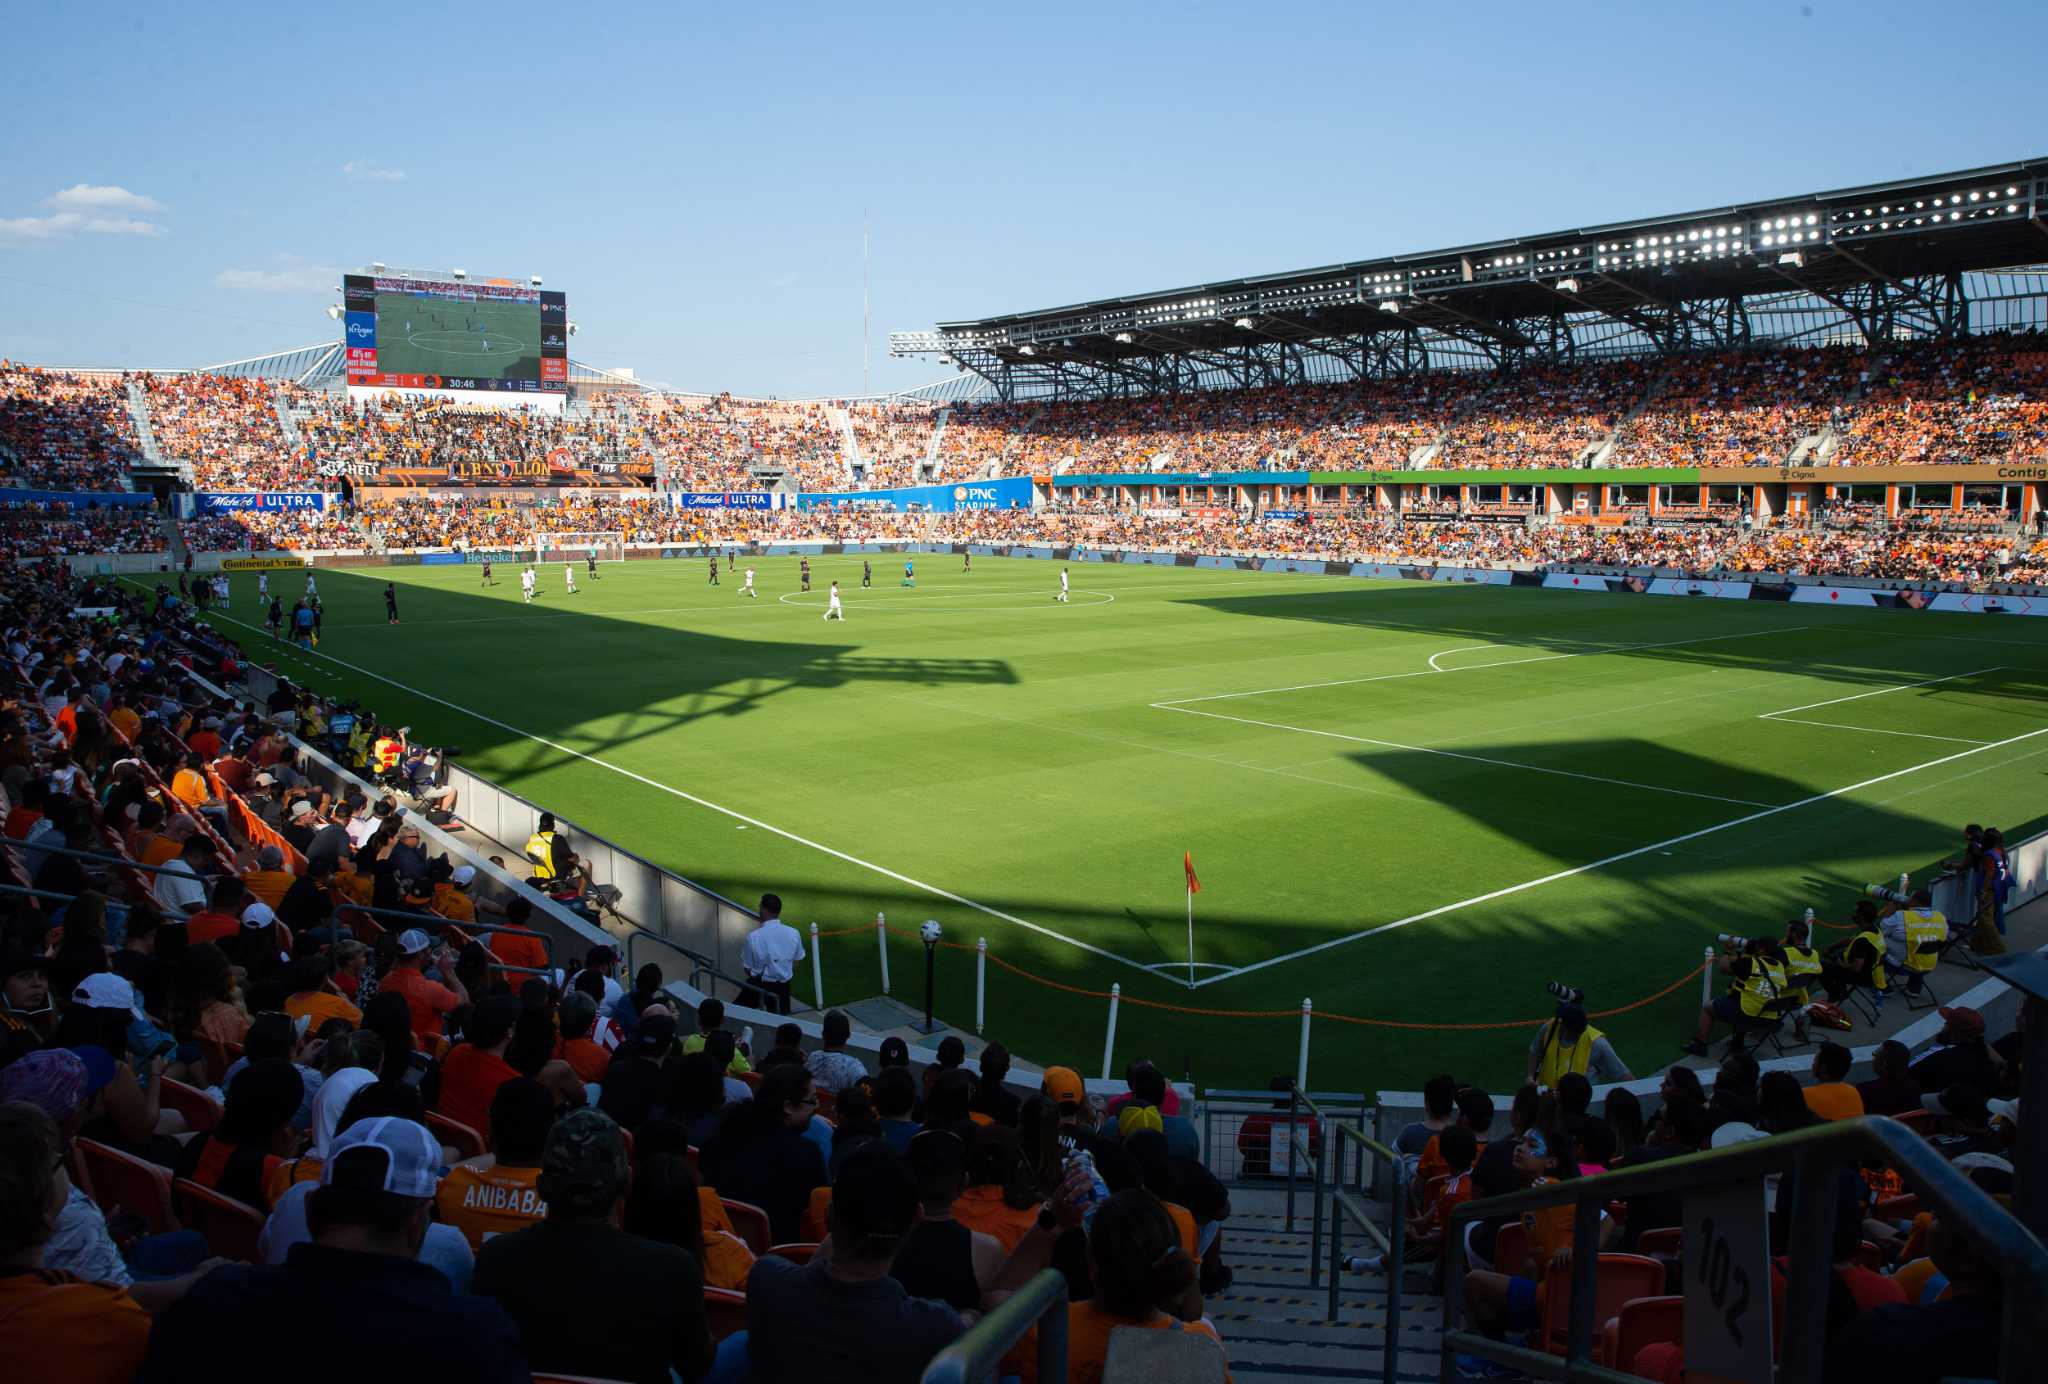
953, 486, 967, 500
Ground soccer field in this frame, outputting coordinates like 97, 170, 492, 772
372, 292, 540, 379
179, 558, 2048, 1091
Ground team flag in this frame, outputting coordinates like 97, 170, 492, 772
1184, 850, 1201, 895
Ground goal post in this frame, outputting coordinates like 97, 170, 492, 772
535, 531, 626, 564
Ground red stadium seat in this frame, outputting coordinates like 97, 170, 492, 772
76, 1139, 177, 1235
161, 1077, 223, 1133
719, 1198, 772, 1256
426, 1111, 487, 1162
173, 1178, 266, 1262
704, 1287, 748, 1342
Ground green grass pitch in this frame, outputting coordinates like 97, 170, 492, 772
171, 558, 2048, 1092
372, 292, 540, 379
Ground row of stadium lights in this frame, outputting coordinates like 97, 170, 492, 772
1832, 185, 2026, 237
959, 189, 2034, 352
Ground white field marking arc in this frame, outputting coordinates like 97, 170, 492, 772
1155, 625, 1814, 707
1755, 666, 2004, 718
1757, 717, 1992, 746
156, 596, 1168, 982
776, 589, 1114, 611
1154, 702, 1780, 809
1427, 645, 1494, 671
1189, 721, 2048, 988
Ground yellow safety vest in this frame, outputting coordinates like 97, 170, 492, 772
1536, 1021, 1604, 1089
372, 737, 402, 772
1852, 930, 1888, 993
1783, 944, 1822, 997
1735, 957, 1787, 1018
525, 830, 558, 881
1902, 908, 1947, 974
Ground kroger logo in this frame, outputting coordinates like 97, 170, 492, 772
347, 320, 375, 343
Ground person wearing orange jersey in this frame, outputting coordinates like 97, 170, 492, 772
436, 1079, 557, 1251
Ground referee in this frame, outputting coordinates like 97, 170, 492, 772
739, 892, 805, 1015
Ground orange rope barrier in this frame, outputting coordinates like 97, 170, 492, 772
818, 921, 1710, 1031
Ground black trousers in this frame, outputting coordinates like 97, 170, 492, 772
739, 976, 792, 1015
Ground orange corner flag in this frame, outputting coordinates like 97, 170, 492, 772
1184, 850, 1201, 895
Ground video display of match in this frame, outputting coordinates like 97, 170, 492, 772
343, 274, 567, 394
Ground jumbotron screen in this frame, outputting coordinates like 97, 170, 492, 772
343, 273, 567, 394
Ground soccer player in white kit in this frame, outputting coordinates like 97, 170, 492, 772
565, 562, 577, 594
1056, 567, 1069, 602
305, 572, 317, 597
823, 581, 844, 621
257, 571, 268, 599
521, 567, 536, 603
213, 574, 229, 608
741, 568, 757, 598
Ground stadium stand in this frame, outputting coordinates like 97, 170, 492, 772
141, 376, 292, 491
848, 400, 941, 487
1832, 332, 2048, 467
1433, 359, 1659, 469
0, 364, 143, 490
1608, 345, 1865, 468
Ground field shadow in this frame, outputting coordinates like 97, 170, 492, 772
1174, 584, 2048, 694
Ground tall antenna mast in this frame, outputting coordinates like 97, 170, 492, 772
862, 214, 872, 396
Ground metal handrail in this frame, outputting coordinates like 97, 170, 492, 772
622, 922, 818, 1015
1286, 1083, 1335, 1290
335, 901, 557, 979
1327, 1119, 1407, 1384
919, 1267, 1067, 1384
1443, 1114, 2048, 1384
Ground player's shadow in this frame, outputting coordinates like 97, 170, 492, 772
1173, 583, 2048, 696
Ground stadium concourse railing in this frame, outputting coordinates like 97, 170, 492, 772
1442, 1114, 2048, 1384
920, 1268, 1067, 1384
1283, 1084, 1410, 1382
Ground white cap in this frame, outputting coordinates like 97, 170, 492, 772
1708, 1122, 1767, 1149
449, 865, 476, 886
322, 1117, 442, 1198
71, 973, 146, 1021
240, 901, 277, 929
289, 800, 315, 819
397, 929, 433, 956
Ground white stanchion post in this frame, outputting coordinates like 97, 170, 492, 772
1297, 998, 1313, 1091
1700, 946, 1716, 1009
1102, 983, 1121, 1079
975, 937, 987, 1035
877, 912, 890, 995
810, 922, 823, 1009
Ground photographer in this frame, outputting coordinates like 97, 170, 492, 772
1527, 1000, 1630, 1089
1888, 887, 1949, 992
1681, 935, 1789, 1058
1820, 900, 1888, 1004
1781, 917, 1825, 1041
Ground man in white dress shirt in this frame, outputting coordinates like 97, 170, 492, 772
739, 892, 805, 1016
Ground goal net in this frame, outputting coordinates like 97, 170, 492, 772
536, 531, 626, 564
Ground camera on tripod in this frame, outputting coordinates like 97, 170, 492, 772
1864, 883, 1912, 906
1546, 981, 1584, 1006
1716, 933, 1752, 951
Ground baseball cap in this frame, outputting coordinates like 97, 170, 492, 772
0, 1048, 90, 1120
71, 973, 146, 1021
1988, 1097, 2021, 1124
289, 800, 315, 819
396, 929, 433, 956
1556, 1002, 1589, 1032
1042, 1065, 1086, 1111
1, 949, 46, 980
1937, 1006, 1986, 1038
1708, 1121, 1766, 1149
450, 865, 476, 886
323, 1116, 442, 1198
253, 772, 276, 787
240, 902, 277, 930
540, 1108, 629, 1216
1923, 1085, 1991, 1122
586, 945, 616, 967
633, 1012, 679, 1056
907, 1128, 966, 1183
1118, 1103, 1165, 1139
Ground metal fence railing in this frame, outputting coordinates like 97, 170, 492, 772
919, 1267, 1067, 1384
1326, 1117, 1408, 1383
1199, 1087, 1368, 1187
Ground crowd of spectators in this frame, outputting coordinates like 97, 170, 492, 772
1434, 360, 1658, 469
1832, 333, 2048, 467
140, 377, 290, 491
0, 501, 165, 557
0, 365, 143, 491
1611, 346, 1863, 467
847, 402, 940, 488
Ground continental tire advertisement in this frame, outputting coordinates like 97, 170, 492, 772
220, 557, 307, 572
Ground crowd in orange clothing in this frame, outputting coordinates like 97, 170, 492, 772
1832, 335, 2048, 466
142, 375, 291, 489
1434, 359, 1659, 469
847, 401, 940, 488
0, 364, 142, 490
1611, 346, 1863, 467
0, 500, 165, 555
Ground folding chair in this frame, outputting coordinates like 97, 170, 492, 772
173, 1178, 266, 1262
1725, 1009, 1790, 1059
75, 1138, 177, 1235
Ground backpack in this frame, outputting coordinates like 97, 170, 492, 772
1805, 1001, 1853, 1031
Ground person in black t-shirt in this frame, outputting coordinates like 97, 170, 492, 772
1908, 1007, 2001, 1094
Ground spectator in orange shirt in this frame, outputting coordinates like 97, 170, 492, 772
488, 896, 548, 974
432, 862, 478, 923
1804, 1041, 1867, 1122
380, 929, 468, 1044
553, 992, 611, 1085
434, 995, 522, 1140
1351, 1124, 1478, 1274
0, 1104, 152, 1384
3, 778, 46, 840
140, 813, 196, 869
184, 876, 250, 948
185, 716, 223, 761
282, 954, 361, 1031
240, 844, 296, 910
436, 1077, 558, 1251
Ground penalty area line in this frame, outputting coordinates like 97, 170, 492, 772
184, 600, 1162, 981
1190, 720, 2048, 989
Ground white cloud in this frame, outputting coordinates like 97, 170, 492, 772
46, 184, 162, 214
0, 209, 164, 243
213, 259, 340, 295
341, 161, 405, 183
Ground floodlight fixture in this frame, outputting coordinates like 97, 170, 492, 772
567, 322, 578, 336
325, 304, 342, 321
1555, 278, 1580, 294
1233, 316, 1256, 329
1113, 331, 1134, 343
452, 268, 467, 280
1778, 251, 1804, 268
1378, 299, 1401, 313
371, 261, 386, 272
1018, 344, 1036, 355
530, 275, 543, 287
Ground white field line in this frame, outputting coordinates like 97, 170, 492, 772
1756, 666, 2003, 718
1155, 625, 1813, 707
1191, 722, 2048, 988
1427, 645, 1493, 671
1759, 717, 1992, 746
1154, 703, 1779, 809
176, 600, 1166, 981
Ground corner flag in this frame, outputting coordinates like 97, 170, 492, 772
1184, 850, 1201, 894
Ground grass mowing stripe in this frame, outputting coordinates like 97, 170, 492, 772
1756, 666, 2004, 717
181, 596, 1166, 981
1193, 719, 2048, 988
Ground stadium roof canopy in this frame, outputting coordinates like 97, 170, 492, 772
892, 158, 2048, 401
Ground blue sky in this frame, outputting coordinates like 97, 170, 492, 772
2, 1, 2041, 397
